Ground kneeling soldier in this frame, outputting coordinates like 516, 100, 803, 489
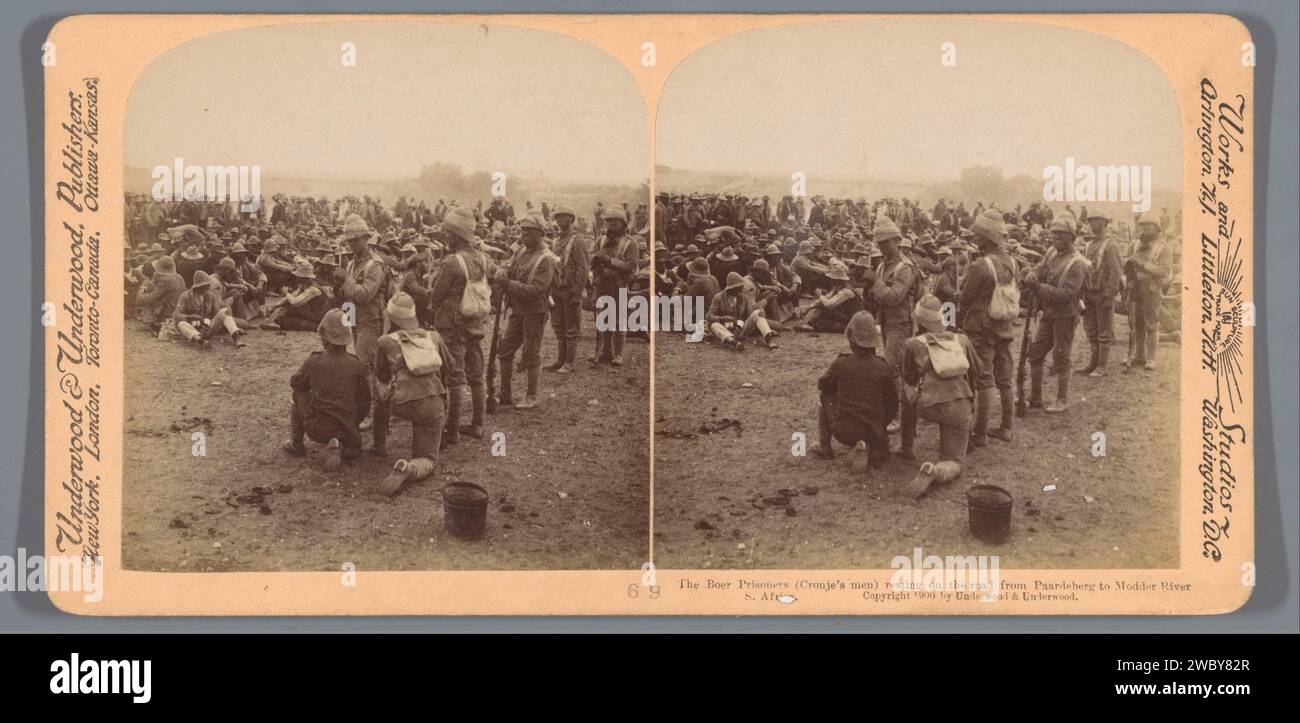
283, 309, 370, 469
374, 293, 453, 495
813, 311, 897, 466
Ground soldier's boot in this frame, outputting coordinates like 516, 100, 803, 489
1046, 368, 1071, 414
557, 337, 576, 374
497, 361, 515, 409
1029, 364, 1045, 409
1075, 341, 1098, 375
1090, 344, 1110, 377
370, 407, 389, 457
969, 387, 994, 449
322, 438, 343, 471
379, 456, 435, 496
611, 333, 625, 367
515, 366, 540, 410
794, 309, 821, 332
591, 332, 610, 363
897, 405, 917, 460
990, 389, 1014, 442
544, 339, 566, 372
466, 383, 486, 435
441, 386, 463, 449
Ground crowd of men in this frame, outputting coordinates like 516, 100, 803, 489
125, 191, 649, 493
652, 191, 1179, 497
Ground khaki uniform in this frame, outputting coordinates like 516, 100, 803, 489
817, 350, 898, 464
497, 244, 558, 402
592, 232, 641, 361
429, 247, 493, 434
1082, 232, 1124, 348
550, 230, 590, 366
870, 255, 918, 431
374, 329, 452, 460
1028, 246, 1088, 405
289, 348, 370, 456
959, 250, 1016, 437
1126, 239, 1172, 366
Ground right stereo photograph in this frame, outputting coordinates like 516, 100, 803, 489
651, 18, 1184, 571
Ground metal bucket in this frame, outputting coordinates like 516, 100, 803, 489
966, 485, 1013, 543
442, 482, 489, 540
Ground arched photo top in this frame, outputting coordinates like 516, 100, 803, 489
125, 20, 648, 190
656, 18, 1180, 201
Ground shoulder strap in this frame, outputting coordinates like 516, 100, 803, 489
525, 249, 556, 285
981, 255, 997, 283
983, 254, 1016, 285
1059, 253, 1082, 282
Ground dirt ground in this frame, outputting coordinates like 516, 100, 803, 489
123, 324, 649, 572
652, 315, 1180, 570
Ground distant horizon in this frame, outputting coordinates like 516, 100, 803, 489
654, 163, 1182, 196
123, 165, 648, 189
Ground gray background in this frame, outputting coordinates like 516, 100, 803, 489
5, 1, 1296, 632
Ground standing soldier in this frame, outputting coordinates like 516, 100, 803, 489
494, 212, 558, 410
1077, 209, 1124, 376
862, 215, 918, 438
959, 210, 1016, 445
545, 204, 589, 374
339, 213, 387, 444
593, 202, 606, 238
654, 193, 670, 247
429, 207, 492, 443
590, 207, 641, 366
1124, 214, 1172, 371
1024, 218, 1088, 413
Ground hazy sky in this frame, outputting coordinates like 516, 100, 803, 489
127, 21, 648, 184
657, 19, 1181, 189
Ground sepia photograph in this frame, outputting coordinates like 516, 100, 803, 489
119, 21, 651, 571
36, 11, 1266, 619
651, 19, 1185, 570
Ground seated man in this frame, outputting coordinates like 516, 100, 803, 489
263, 261, 329, 331
282, 309, 370, 469
795, 262, 864, 333
256, 238, 296, 291
706, 272, 778, 351
791, 240, 831, 297
136, 255, 186, 334
744, 258, 796, 328
173, 270, 247, 348
813, 311, 897, 466
762, 242, 801, 319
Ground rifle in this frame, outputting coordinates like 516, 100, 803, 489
1014, 292, 1038, 417
485, 294, 507, 414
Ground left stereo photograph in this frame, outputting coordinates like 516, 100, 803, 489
116, 20, 651, 573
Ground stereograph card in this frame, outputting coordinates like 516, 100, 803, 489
42, 14, 1254, 615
